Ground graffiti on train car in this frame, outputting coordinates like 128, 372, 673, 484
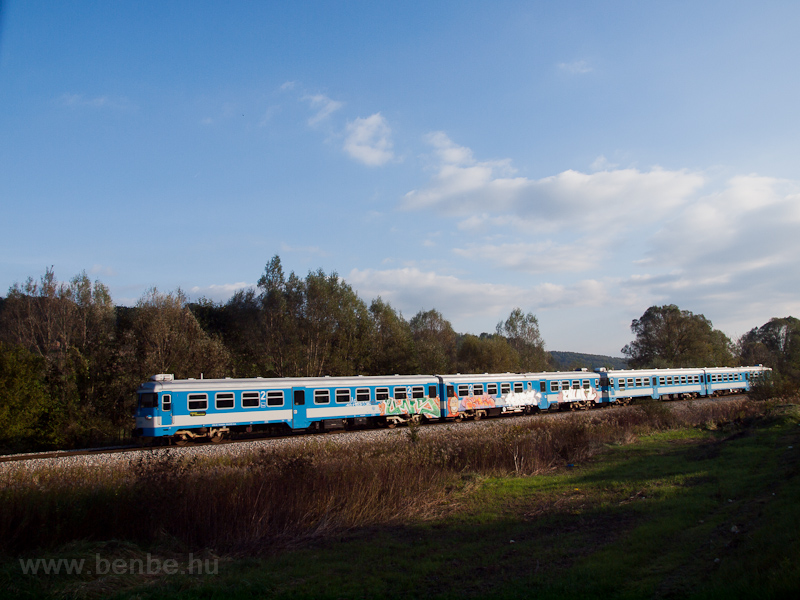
379, 397, 441, 419
502, 390, 542, 408
557, 388, 599, 403
446, 395, 497, 416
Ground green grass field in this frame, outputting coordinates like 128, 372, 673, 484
2, 399, 799, 599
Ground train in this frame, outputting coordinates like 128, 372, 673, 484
133, 365, 770, 445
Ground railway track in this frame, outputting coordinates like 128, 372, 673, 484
0, 393, 750, 465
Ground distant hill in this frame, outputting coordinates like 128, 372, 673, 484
549, 351, 628, 371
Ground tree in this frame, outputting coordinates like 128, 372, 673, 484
496, 308, 550, 371
456, 334, 518, 374
367, 297, 416, 375
0, 342, 58, 452
738, 316, 800, 392
409, 309, 456, 374
254, 256, 374, 377
0, 268, 118, 445
122, 287, 231, 382
621, 304, 734, 368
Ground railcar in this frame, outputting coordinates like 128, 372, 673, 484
598, 365, 769, 404
134, 373, 442, 444
133, 366, 770, 444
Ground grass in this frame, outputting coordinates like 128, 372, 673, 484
1, 396, 799, 599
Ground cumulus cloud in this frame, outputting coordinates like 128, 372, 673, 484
303, 93, 343, 126
343, 113, 394, 166
347, 266, 611, 331
403, 133, 704, 235
639, 175, 800, 298
453, 241, 602, 274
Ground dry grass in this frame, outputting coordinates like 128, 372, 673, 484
0, 397, 775, 554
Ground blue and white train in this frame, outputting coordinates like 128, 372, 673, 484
133, 365, 769, 445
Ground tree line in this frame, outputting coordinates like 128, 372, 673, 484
0, 258, 796, 452
0, 258, 548, 452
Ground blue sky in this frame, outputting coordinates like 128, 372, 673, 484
2, 1, 799, 355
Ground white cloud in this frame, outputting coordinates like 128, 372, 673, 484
343, 113, 394, 166
453, 241, 602, 274
189, 282, 253, 302
303, 93, 343, 126
403, 133, 704, 234
347, 266, 612, 333
590, 155, 619, 171
280, 81, 296, 91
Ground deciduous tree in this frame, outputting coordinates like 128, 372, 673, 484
621, 305, 734, 368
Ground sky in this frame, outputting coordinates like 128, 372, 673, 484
1, 1, 799, 356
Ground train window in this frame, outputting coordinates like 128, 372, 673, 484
666, 377, 673, 385
550, 381, 559, 392
458, 384, 470, 396
336, 389, 351, 404
627, 378, 634, 387
540, 381, 547, 393
659, 377, 665, 385
356, 388, 370, 402
161, 394, 171, 411
514, 382, 524, 393
215, 393, 235, 410
428, 385, 438, 398
680, 376, 686, 384
242, 391, 259, 408
583, 380, 590, 390
446, 385, 455, 398
376, 388, 389, 401
188, 393, 208, 411
293, 390, 305, 405
412, 386, 425, 399
267, 391, 284, 406
314, 390, 330, 404
487, 383, 498, 395
695, 376, 700, 383
474, 384, 484, 396
501, 383, 511, 395
643, 377, 650, 386
138, 393, 158, 409
395, 387, 407, 400
572, 380, 580, 389
635, 378, 642, 387
619, 379, 625, 389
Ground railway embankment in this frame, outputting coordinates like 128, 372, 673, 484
2, 394, 798, 599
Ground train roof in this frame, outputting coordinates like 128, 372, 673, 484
138, 373, 439, 392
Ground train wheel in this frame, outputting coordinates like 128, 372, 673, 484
210, 433, 225, 444
174, 436, 190, 447
454, 414, 463, 423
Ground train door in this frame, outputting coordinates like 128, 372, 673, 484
161, 393, 172, 426
292, 387, 308, 429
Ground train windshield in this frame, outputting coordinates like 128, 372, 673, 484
138, 393, 158, 409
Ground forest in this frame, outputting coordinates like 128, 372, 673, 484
0, 256, 797, 452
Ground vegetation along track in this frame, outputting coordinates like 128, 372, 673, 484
0, 394, 748, 469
